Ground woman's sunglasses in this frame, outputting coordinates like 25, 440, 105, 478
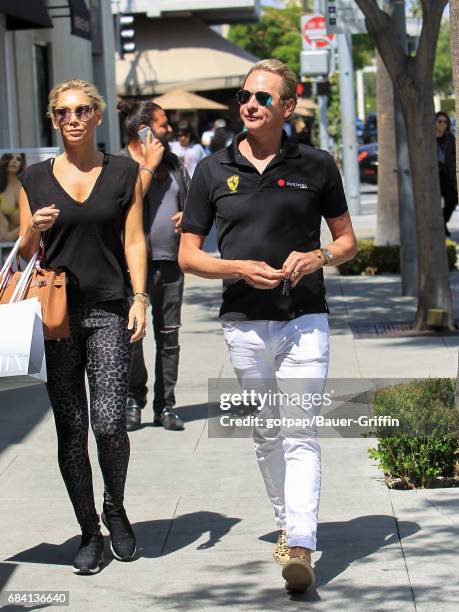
236, 89, 276, 107
53, 104, 93, 124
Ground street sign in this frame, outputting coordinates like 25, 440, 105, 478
300, 50, 330, 77
301, 14, 334, 50
326, 1, 367, 35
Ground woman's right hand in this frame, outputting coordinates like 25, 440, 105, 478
31, 204, 59, 233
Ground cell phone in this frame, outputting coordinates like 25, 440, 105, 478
138, 126, 154, 145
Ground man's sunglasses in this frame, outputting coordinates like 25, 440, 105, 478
53, 104, 93, 123
236, 89, 278, 107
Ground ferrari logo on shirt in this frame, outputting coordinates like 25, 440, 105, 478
227, 175, 239, 192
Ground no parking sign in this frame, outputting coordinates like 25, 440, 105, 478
301, 14, 334, 49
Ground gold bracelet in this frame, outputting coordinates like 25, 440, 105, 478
313, 249, 325, 266
133, 292, 150, 307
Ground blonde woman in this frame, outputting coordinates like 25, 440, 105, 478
18, 80, 148, 574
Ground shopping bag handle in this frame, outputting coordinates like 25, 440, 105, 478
10, 252, 39, 302
0, 236, 42, 300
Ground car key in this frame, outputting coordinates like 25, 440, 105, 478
281, 278, 291, 296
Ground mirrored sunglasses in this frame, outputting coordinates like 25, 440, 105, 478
54, 104, 93, 123
236, 89, 274, 107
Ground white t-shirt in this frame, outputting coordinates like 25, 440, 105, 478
170, 141, 206, 177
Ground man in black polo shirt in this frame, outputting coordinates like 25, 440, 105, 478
179, 59, 357, 592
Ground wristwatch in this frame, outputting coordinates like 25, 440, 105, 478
320, 248, 334, 266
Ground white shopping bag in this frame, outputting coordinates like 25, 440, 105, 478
0, 297, 47, 391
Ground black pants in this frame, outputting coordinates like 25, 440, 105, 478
129, 261, 184, 415
439, 168, 458, 224
45, 300, 132, 532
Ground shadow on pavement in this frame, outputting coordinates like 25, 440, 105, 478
133, 403, 208, 429
6, 512, 241, 567
0, 386, 50, 456
138, 511, 241, 557
259, 514, 420, 602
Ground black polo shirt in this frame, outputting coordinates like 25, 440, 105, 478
181, 132, 348, 321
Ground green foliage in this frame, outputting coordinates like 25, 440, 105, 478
352, 34, 375, 71
228, 5, 305, 77
228, 6, 374, 80
338, 239, 457, 275
368, 378, 459, 488
434, 21, 453, 98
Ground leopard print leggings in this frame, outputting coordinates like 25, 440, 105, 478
45, 300, 132, 532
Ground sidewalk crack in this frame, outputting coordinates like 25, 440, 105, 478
0, 455, 18, 478
388, 488, 418, 611
160, 496, 181, 556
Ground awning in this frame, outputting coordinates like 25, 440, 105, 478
0, 0, 52, 30
152, 90, 228, 110
116, 16, 258, 96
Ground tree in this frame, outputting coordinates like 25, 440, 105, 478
434, 20, 453, 99
451, 1, 459, 190
228, 5, 305, 76
355, 0, 453, 330
375, 51, 399, 246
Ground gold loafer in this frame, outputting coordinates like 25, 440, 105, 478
273, 530, 291, 565
282, 556, 315, 592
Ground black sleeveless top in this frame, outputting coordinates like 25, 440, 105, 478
19, 154, 139, 303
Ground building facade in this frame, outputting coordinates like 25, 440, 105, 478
0, 0, 120, 152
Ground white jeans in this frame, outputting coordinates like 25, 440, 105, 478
222, 314, 329, 550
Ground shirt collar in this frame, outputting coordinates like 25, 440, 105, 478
220, 129, 301, 166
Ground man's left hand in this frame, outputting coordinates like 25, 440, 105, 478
171, 212, 183, 234
282, 251, 324, 287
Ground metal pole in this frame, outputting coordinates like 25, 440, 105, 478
356, 69, 365, 120
312, 0, 329, 151
318, 92, 330, 151
392, 0, 417, 296
337, 32, 361, 215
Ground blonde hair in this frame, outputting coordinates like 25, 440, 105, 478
244, 59, 297, 101
47, 79, 106, 117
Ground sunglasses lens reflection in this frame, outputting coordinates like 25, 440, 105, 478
236, 90, 273, 107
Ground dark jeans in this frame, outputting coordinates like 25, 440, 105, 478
129, 261, 184, 415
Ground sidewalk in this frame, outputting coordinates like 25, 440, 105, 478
1, 208, 458, 610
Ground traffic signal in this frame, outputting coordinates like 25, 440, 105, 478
116, 14, 135, 58
296, 82, 313, 98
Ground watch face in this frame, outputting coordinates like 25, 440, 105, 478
325, 249, 333, 260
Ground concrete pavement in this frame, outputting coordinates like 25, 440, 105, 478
0, 197, 458, 611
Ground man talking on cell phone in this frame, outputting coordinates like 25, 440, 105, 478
178, 59, 357, 592
118, 100, 189, 432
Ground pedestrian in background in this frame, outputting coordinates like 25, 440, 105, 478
209, 119, 234, 154
18, 80, 147, 574
118, 100, 189, 432
179, 59, 357, 592
435, 111, 457, 236
171, 120, 206, 177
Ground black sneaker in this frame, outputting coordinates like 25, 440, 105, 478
153, 408, 185, 431
73, 529, 104, 575
101, 504, 136, 561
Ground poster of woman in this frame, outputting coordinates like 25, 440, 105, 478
0, 152, 26, 242
0, 148, 59, 263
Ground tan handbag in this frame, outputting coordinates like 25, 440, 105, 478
0, 238, 70, 340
